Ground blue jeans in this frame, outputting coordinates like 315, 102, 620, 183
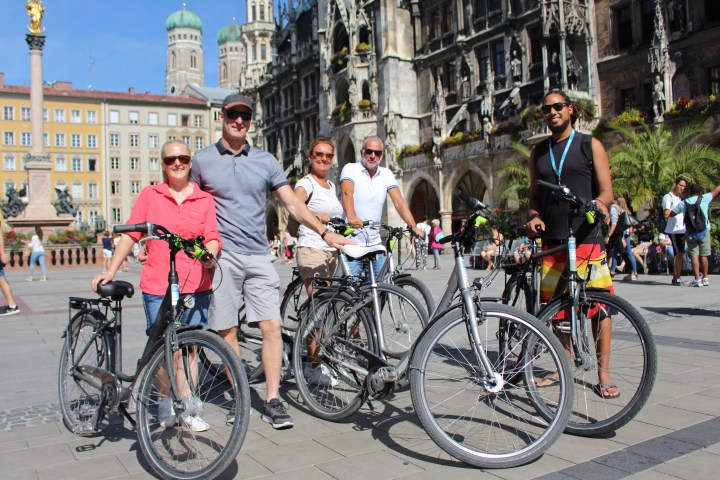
343, 253, 385, 282
28, 251, 46, 276
432, 248, 442, 268
142, 290, 211, 333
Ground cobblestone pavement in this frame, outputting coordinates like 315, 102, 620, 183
0, 260, 719, 479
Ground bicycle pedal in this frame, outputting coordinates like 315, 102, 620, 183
370, 366, 399, 390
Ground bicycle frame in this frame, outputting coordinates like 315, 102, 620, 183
63, 223, 207, 428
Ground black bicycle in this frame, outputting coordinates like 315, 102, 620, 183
502, 181, 657, 436
58, 222, 251, 480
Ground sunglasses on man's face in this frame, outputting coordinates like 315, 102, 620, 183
541, 102, 569, 115
224, 109, 253, 121
363, 148, 384, 157
162, 155, 191, 165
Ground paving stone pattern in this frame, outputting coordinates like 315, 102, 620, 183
0, 263, 719, 479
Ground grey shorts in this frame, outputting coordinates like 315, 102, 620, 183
209, 251, 280, 330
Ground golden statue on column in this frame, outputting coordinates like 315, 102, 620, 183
26, 0, 45, 34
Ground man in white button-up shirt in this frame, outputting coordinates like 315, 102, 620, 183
340, 136, 425, 277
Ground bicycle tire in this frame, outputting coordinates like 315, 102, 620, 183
534, 290, 656, 436
391, 275, 436, 318
279, 275, 307, 332
293, 290, 377, 421
409, 303, 573, 468
501, 273, 533, 314
58, 311, 111, 436
135, 329, 250, 480
363, 283, 428, 358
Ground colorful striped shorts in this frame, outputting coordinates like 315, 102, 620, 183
540, 243, 615, 321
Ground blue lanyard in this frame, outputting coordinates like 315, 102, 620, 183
548, 129, 575, 184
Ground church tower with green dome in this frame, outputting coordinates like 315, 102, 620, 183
165, 3, 204, 95
217, 18, 246, 90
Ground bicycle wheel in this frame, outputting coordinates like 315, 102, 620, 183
409, 303, 573, 468
58, 312, 111, 435
501, 273, 533, 313
293, 290, 377, 421
136, 329, 250, 480
279, 276, 307, 332
391, 275, 436, 318
366, 283, 427, 358
535, 290, 656, 436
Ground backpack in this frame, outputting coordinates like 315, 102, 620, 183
656, 205, 668, 235
683, 198, 707, 240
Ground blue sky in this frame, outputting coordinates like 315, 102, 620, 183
0, 1, 285, 94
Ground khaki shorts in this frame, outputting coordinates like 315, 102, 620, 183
687, 234, 711, 257
296, 247, 338, 281
208, 250, 280, 330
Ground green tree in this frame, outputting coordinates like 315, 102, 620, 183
609, 122, 720, 212
498, 142, 531, 211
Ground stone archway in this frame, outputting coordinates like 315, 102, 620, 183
450, 169, 487, 232
409, 179, 440, 222
335, 135, 357, 177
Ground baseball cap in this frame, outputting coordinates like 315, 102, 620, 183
221, 94, 253, 111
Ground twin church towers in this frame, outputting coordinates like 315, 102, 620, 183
164, 2, 274, 95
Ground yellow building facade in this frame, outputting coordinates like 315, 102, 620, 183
1, 78, 104, 227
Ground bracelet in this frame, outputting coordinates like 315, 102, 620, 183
320, 228, 332, 240
528, 213, 541, 221
593, 198, 607, 209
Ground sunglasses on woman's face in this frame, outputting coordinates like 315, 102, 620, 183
162, 155, 191, 165
224, 109, 253, 121
541, 102, 568, 115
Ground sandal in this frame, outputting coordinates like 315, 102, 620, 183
594, 383, 621, 399
535, 374, 560, 388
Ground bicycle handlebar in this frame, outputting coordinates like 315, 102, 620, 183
454, 189, 487, 213
535, 180, 605, 225
113, 222, 213, 262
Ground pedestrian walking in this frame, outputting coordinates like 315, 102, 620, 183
0, 219, 20, 316
24, 226, 47, 281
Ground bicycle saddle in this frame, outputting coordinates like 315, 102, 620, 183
342, 244, 387, 260
96, 281, 135, 301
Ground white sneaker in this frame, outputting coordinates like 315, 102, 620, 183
158, 396, 176, 429
180, 414, 209, 432
690, 279, 703, 288
304, 363, 338, 387
702, 277, 710, 287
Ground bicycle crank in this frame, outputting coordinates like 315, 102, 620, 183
367, 366, 398, 399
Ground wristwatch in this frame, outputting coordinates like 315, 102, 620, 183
320, 227, 333, 240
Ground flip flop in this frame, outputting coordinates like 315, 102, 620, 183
535, 374, 560, 388
594, 383, 621, 399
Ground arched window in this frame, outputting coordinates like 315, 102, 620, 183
251, 3, 256, 21
222, 62, 228, 80
260, 2, 266, 21
171, 51, 176, 69
191, 51, 197, 69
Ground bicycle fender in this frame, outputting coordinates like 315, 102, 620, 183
175, 324, 204, 334
63, 308, 107, 338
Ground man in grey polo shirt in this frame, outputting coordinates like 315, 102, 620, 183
191, 94, 351, 429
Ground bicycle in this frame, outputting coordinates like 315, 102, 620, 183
293, 189, 574, 468
502, 180, 657, 436
58, 222, 251, 480
235, 218, 433, 384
